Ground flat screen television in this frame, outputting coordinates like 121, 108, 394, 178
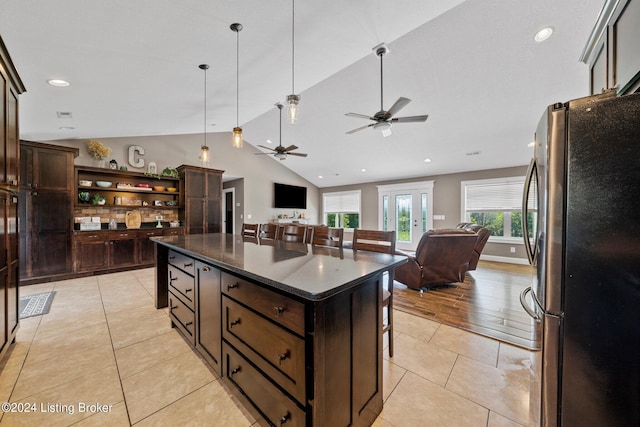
274, 183, 307, 209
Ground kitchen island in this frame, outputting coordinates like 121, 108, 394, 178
152, 233, 406, 427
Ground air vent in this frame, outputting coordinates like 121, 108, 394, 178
465, 151, 481, 156
56, 112, 72, 118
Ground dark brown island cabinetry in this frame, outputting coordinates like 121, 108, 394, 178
153, 234, 407, 427
19, 141, 78, 283
0, 35, 25, 361
178, 165, 223, 234
582, 0, 640, 95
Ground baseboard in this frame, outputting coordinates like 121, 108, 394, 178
481, 255, 530, 265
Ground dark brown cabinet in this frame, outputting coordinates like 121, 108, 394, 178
20, 141, 78, 282
0, 35, 25, 361
195, 261, 221, 376
178, 165, 223, 235
139, 229, 164, 264
108, 231, 138, 268
582, 0, 640, 95
73, 232, 110, 272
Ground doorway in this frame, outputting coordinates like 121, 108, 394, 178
222, 188, 234, 234
378, 181, 434, 251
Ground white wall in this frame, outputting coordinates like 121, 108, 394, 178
44, 132, 320, 227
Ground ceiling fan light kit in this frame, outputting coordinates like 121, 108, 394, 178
231, 22, 244, 148
345, 42, 428, 137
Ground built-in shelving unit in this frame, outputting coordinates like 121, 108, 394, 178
75, 166, 180, 209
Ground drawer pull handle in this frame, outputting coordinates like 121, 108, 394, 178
228, 282, 239, 290
230, 366, 241, 376
279, 412, 290, 425
273, 306, 285, 316
185, 321, 193, 326
170, 305, 178, 310
185, 288, 193, 293
230, 319, 241, 328
170, 276, 178, 281
184, 262, 193, 267
277, 351, 289, 365
202, 266, 211, 272
169, 255, 175, 260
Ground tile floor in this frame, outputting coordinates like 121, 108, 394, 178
0, 268, 532, 426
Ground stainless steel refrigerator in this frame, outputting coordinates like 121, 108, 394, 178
520, 91, 640, 427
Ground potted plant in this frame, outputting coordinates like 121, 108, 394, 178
92, 194, 106, 205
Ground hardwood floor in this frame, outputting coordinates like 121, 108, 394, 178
393, 260, 541, 350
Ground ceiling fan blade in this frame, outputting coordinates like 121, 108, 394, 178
282, 145, 299, 152
391, 115, 429, 123
287, 152, 308, 157
387, 97, 411, 117
346, 112, 375, 120
346, 123, 375, 134
257, 145, 276, 152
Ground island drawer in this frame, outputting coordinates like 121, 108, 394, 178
169, 291, 195, 345
223, 297, 306, 403
223, 343, 305, 427
168, 250, 195, 276
168, 265, 195, 310
221, 272, 305, 336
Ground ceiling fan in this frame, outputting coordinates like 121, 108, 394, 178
256, 103, 308, 160
346, 43, 429, 137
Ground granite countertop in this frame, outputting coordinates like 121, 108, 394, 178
152, 233, 407, 301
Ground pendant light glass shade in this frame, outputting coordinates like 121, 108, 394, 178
231, 23, 243, 148
287, 0, 300, 124
232, 127, 243, 148
199, 64, 210, 166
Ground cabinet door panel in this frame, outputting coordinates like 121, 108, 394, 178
196, 262, 221, 375
185, 198, 205, 234
110, 238, 137, 267
76, 240, 108, 271
35, 149, 72, 190
206, 198, 221, 233
6, 88, 18, 186
0, 74, 5, 183
613, 0, 640, 93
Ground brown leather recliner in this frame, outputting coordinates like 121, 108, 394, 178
394, 229, 478, 290
456, 223, 490, 270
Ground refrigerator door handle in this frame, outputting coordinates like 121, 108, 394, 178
520, 286, 540, 320
522, 157, 537, 265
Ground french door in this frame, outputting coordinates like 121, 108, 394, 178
378, 181, 434, 251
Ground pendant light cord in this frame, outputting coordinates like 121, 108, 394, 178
291, 0, 295, 94
203, 66, 207, 147
236, 29, 240, 127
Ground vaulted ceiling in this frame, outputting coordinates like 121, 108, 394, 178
1, 0, 604, 187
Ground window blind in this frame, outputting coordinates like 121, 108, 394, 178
324, 191, 360, 213
464, 178, 526, 212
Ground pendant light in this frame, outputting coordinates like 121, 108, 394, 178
286, 0, 300, 124
199, 64, 210, 165
231, 23, 243, 148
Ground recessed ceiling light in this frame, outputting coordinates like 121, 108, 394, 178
318, 175, 323, 179
360, 168, 366, 173
47, 79, 70, 87
528, 141, 535, 148
266, 139, 272, 144
59, 126, 75, 130
534, 27, 553, 43
465, 151, 481, 156
56, 111, 72, 118
424, 158, 432, 163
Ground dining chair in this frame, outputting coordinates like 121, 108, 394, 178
241, 223, 259, 237
258, 223, 278, 239
278, 224, 308, 243
310, 226, 344, 248
352, 229, 397, 357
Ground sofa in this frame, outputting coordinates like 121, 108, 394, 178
394, 229, 479, 290
456, 223, 491, 270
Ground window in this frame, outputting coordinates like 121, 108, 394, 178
323, 190, 360, 230
461, 176, 532, 242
